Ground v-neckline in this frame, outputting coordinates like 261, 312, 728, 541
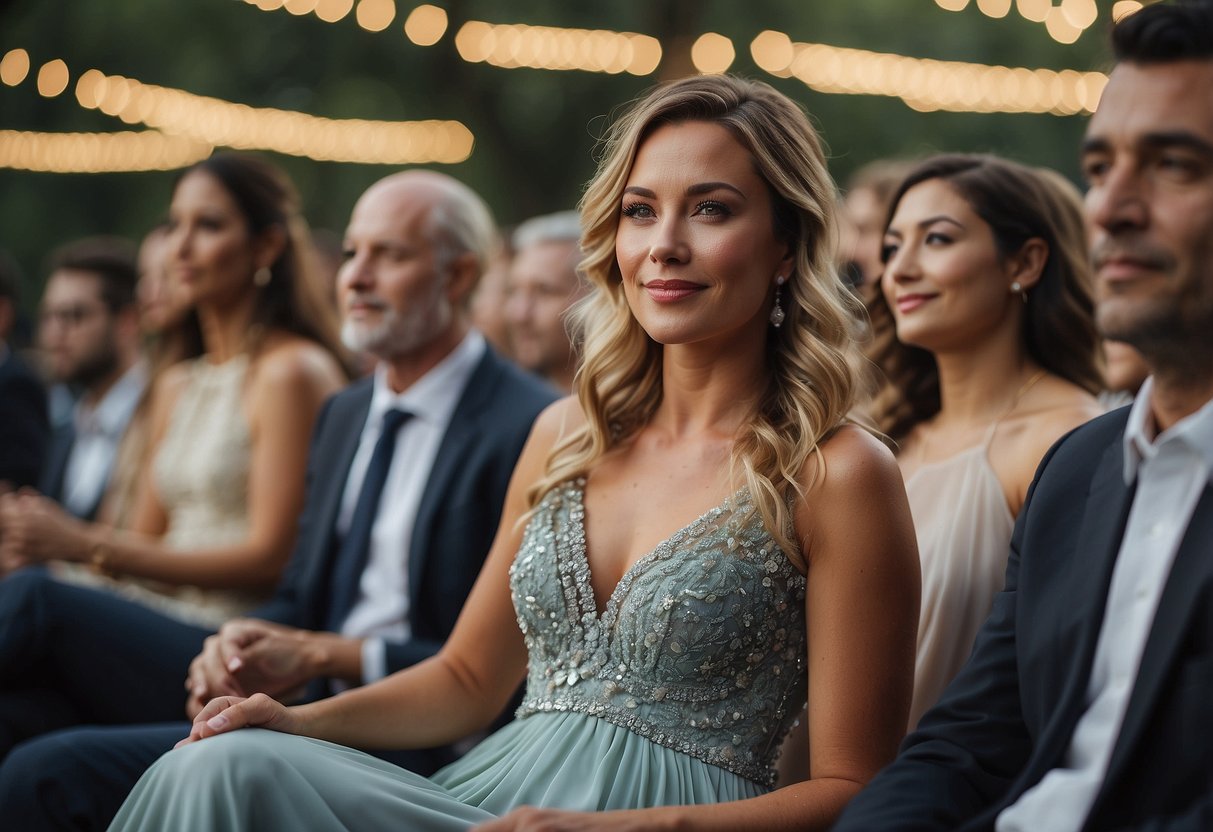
569, 479, 746, 622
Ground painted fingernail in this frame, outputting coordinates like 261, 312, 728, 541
227, 657, 242, 672
206, 714, 229, 731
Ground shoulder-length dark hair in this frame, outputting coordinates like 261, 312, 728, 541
176, 153, 351, 375
867, 153, 1102, 440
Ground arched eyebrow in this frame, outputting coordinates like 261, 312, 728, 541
884, 215, 965, 238
623, 182, 746, 200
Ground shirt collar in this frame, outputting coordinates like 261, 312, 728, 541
1123, 375, 1213, 484
368, 330, 486, 428
74, 361, 147, 437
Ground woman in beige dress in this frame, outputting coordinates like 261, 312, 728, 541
0, 154, 350, 626
868, 154, 1104, 728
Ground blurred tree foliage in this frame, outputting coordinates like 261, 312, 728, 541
0, 0, 1113, 311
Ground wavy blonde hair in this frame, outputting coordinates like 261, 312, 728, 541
526, 75, 864, 561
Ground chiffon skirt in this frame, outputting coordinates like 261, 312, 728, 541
108, 711, 766, 831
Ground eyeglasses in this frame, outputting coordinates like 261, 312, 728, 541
39, 303, 106, 328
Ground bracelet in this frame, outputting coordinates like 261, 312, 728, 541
89, 538, 120, 579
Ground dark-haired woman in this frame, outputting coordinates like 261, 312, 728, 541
868, 154, 1103, 727
0, 154, 349, 625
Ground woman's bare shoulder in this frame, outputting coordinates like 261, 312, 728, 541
1018, 377, 1103, 456
252, 335, 346, 392
529, 395, 587, 445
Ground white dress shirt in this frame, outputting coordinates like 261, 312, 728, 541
61, 363, 146, 517
997, 377, 1213, 832
335, 331, 485, 684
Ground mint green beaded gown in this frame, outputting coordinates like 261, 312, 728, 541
110, 481, 808, 831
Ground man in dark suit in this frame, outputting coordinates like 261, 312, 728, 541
34, 238, 143, 520
835, 4, 1213, 830
0, 170, 556, 829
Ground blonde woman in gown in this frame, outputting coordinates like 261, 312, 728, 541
0, 154, 348, 625
111, 76, 920, 832
867, 155, 1104, 727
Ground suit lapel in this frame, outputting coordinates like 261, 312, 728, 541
407, 351, 499, 606
299, 382, 373, 601
1097, 484, 1213, 793
1032, 438, 1136, 766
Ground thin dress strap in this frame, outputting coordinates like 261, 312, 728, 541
983, 369, 1047, 449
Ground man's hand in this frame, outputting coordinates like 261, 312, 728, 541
186, 619, 322, 718
0, 490, 87, 571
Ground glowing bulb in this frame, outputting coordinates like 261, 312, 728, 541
935, 0, 969, 10
976, 0, 1012, 18
1112, 1, 1143, 22
1015, 0, 1050, 23
404, 5, 447, 46
356, 0, 395, 32
0, 49, 30, 86
1060, 0, 1098, 30
37, 59, 70, 97
691, 32, 735, 75
750, 30, 794, 73
1045, 6, 1082, 43
315, 0, 354, 22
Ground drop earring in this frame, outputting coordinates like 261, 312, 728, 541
769, 276, 786, 328
1010, 281, 1027, 304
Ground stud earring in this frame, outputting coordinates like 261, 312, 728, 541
254, 266, 272, 288
1010, 281, 1028, 304
770, 275, 786, 328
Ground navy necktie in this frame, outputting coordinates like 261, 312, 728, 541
325, 407, 412, 632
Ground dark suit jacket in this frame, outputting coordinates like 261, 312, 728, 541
835, 406, 1213, 832
254, 346, 556, 679
0, 350, 48, 490
37, 422, 96, 516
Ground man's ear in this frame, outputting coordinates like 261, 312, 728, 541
1007, 237, 1048, 292
446, 252, 481, 308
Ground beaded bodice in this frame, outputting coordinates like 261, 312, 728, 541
510, 479, 807, 787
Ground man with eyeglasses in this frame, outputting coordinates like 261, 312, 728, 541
35, 237, 143, 521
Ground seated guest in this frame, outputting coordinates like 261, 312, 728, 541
49, 227, 201, 591
110, 74, 918, 832
504, 211, 587, 391
0, 153, 349, 626
838, 159, 915, 301
0, 249, 47, 490
0, 169, 557, 831
868, 153, 1103, 727
469, 234, 514, 358
836, 3, 1213, 828
34, 237, 144, 521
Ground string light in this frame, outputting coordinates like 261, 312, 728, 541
404, 5, 447, 46
1, 49, 30, 86
355, 0, 395, 32
1112, 1, 1143, 21
750, 29, 1106, 116
690, 33, 735, 74
937, 0, 1104, 44
453, 21, 661, 75
3, 53, 475, 165
0, 129, 212, 173
315, 0, 354, 23
36, 59, 70, 98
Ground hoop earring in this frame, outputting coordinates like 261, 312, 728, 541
254, 266, 272, 288
769, 276, 786, 328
